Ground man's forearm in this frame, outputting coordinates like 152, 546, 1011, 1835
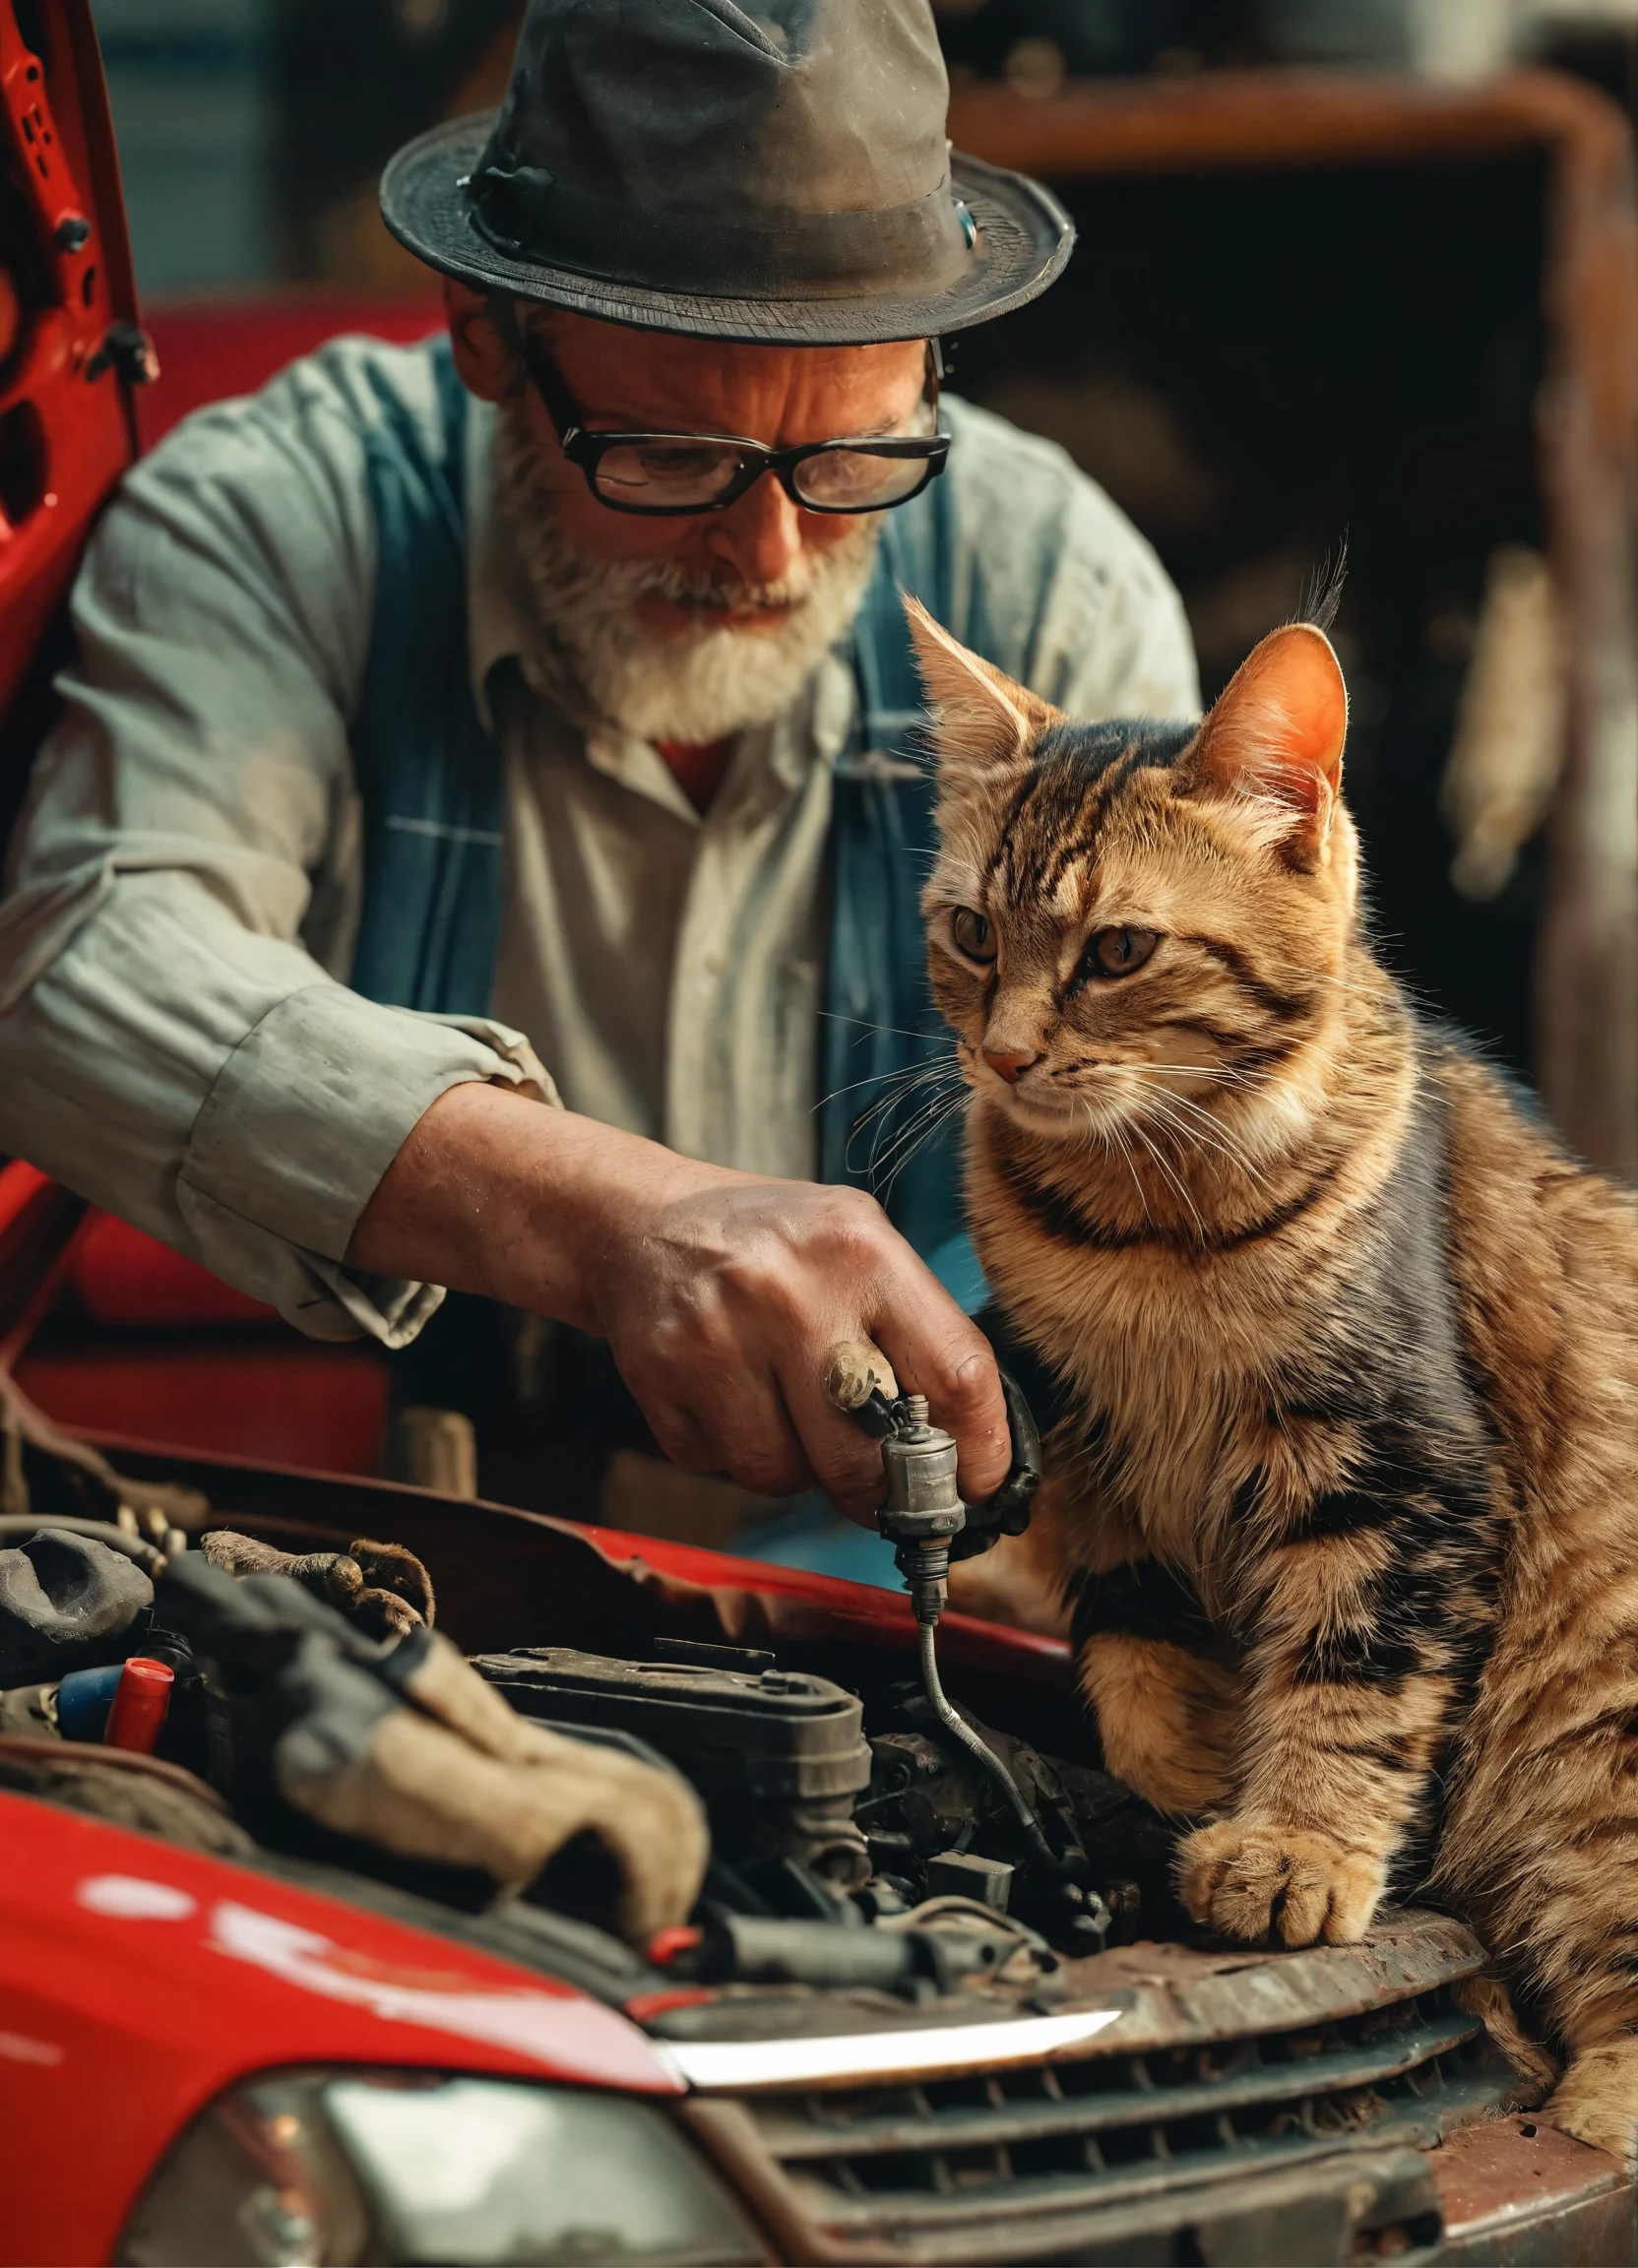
346, 1080, 1013, 1517
347, 1080, 657, 1331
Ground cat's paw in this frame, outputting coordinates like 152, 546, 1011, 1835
1546, 2047, 1638, 2171
1177, 1821, 1384, 1946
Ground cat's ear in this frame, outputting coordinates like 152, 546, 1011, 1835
1184, 623, 1349, 870
905, 597, 1057, 781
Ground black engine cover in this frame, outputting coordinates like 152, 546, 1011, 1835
471, 1644, 874, 1886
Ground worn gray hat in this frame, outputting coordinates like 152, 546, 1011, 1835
379, 0, 1073, 344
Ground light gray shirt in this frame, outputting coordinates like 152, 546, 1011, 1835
0, 337, 1199, 1347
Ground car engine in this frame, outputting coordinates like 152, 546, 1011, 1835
467, 1635, 1179, 1979
0, 1395, 1540, 2267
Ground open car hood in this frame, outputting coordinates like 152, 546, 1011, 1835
0, 0, 144, 731
0, 5, 153, 1343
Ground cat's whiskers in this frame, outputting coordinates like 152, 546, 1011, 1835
1131, 1061, 1265, 1093
1126, 1074, 1268, 1159
872, 1087, 968, 1201
821, 1053, 957, 1111
819, 1010, 958, 1047
838, 1051, 961, 1123
843, 1063, 965, 1179
1131, 1080, 1264, 1168
1082, 1098, 1156, 1230
849, 1064, 960, 1118
860, 1062, 967, 1155
1128, 1084, 1243, 1167
1055, 1058, 1268, 1177
852, 1100, 965, 1193
1126, 1115, 1209, 1240
1143, 1093, 1261, 1169
1132, 1088, 1276, 1203
1057, 1054, 1267, 1107
1034, 1062, 1275, 1209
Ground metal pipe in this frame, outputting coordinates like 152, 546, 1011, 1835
915, 1621, 1064, 1876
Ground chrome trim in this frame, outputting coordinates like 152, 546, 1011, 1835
667, 2008, 1124, 2092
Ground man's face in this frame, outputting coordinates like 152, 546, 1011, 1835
453, 285, 927, 631
528, 311, 927, 639
448, 283, 929, 743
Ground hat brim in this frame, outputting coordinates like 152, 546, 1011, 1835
379, 112, 1073, 344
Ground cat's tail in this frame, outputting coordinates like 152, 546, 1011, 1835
1439, 1722, 1638, 2170
1546, 2042, 1638, 2170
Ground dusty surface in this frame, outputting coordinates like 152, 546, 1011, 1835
1432, 2110, 1626, 2235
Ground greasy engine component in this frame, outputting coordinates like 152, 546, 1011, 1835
861, 1689, 1181, 1943
0, 1732, 253, 1858
0, 1508, 214, 1790
157, 1557, 708, 1942
471, 1643, 874, 1894
0, 1527, 154, 1684
657, 1901, 1061, 2001
823, 1344, 1108, 1947
201, 1530, 435, 1639
821, 1339, 1041, 1568
0, 1386, 212, 1758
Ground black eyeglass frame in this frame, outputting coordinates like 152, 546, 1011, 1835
512, 323, 951, 518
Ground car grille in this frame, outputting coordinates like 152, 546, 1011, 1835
685, 1984, 1509, 2264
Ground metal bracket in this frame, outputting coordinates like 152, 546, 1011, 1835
86, 322, 158, 389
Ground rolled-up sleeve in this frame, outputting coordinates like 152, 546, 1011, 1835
0, 339, 543, 1346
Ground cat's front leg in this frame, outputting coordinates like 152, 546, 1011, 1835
1175, 1484, 1498, 1947
1074, 1556, 1243, 1815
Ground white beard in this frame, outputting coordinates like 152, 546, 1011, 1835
492, 395, 881, 744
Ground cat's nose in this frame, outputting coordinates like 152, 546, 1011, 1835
983, 1045, 1040, 1084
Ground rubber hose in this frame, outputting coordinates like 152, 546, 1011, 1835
916, 1622, 1066, 1877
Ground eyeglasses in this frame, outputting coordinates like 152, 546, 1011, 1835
513, 323, 950, 518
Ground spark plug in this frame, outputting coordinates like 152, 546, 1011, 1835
823, 1344, 1073, 1885
878, 1393, 965, 1626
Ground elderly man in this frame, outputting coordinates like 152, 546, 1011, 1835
0, 0, 1196, 1531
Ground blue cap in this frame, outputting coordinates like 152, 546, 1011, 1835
56, 1662, 128, 1743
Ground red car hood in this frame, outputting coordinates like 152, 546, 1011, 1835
0, 1790, 680, 2267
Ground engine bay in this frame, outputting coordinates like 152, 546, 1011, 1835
0, 1574, 1202, 2059
0, 1527, 1179, 2014
0, 1371, 1185, 2014
468, 1636, 1179, 1989
0, 1389, 1543, 2268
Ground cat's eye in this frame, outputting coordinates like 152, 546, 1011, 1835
951, 908, 998, 963
1085, 926, 1160, 978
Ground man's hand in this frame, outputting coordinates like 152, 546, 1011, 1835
348, 1082, 1010, 1520
583, 1170, 1010, 1517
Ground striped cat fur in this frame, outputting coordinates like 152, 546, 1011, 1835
909, 598, 1638, 2164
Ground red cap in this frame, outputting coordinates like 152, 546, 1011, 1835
103, 1657, 174, 1756
646, 1925, 704, 1968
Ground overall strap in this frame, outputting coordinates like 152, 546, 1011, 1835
348, 339, 505, 1016
824, 477, 987, 1307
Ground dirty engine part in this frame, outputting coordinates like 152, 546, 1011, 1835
471, 1642, 874, 1893
823, 1344, 1102, 1944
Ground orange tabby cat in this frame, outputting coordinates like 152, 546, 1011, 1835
909, 596, 1638, 2164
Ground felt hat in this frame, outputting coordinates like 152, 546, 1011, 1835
379, 0, 1073, 344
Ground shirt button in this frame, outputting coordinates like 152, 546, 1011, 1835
703, 951, 725, 976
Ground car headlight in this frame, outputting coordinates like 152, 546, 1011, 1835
118, 2069, 765, 2267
